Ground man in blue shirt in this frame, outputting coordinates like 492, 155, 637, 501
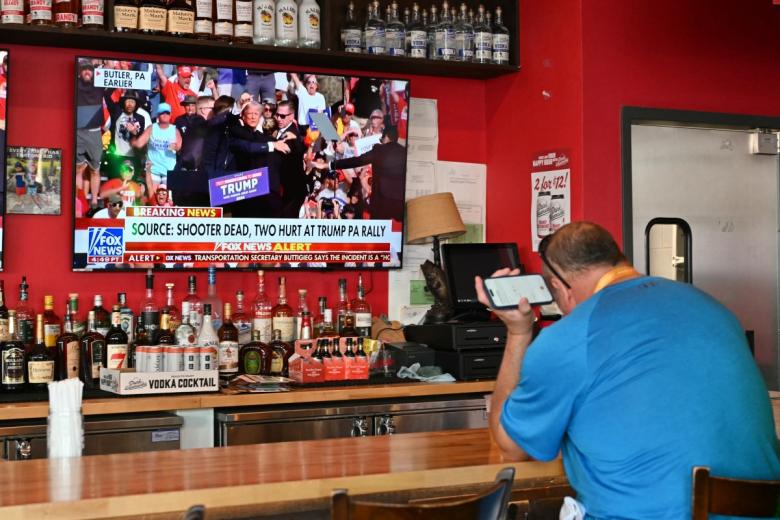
477, 221, 780, 519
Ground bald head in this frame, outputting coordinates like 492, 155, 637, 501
543, 221, 627, 276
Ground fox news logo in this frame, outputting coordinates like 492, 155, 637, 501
87, 227, 124, 263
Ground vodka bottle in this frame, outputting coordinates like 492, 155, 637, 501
385, 1, 405, 57
407, 2, 426, 59
297, 0, 320, 48
341, 1, 362, 53
274, 0, 297, 47
435, 1, 455, 61
202, 266, 223, 330
403, 6, 411, 54
454, 2, 474, 62
473, 4, 492, 64
426, 5, 438, 60
492, 5, 510, 65
252, 0, 275, 45
365, 0, 386, 55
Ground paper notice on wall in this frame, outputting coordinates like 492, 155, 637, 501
530, 151, 571, 252
405, 160, 437, 199
436, 161, 486, 243
406, 98, 438, 161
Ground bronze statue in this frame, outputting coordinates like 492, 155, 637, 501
421, 259, 452, 323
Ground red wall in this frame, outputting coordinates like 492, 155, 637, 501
3, 45, 487, 314
581, 0, 780, 240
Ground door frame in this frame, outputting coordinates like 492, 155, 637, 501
620, 106, 780, 261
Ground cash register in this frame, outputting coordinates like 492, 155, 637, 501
404, 243, 521, 380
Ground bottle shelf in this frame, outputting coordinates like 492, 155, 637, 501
0, 22, 518, 79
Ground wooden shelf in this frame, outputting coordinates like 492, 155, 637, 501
0, 23, 518, 79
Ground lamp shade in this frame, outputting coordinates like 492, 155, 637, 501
406, 192, 466, 244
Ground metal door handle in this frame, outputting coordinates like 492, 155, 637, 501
377, 415, 395, 435
16, 439, 32, 460
351, 417, 369, 437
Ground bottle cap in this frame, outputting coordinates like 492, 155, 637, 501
44, 295, 54, 308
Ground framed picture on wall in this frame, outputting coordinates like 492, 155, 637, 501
5, 146, 62, 215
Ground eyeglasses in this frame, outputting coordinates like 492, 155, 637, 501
109, 201, 123, 208
274, 112, 293, 118
263, 106, 273, 111
538, 234, 571, 289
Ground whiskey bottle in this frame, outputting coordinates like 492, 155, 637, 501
319, 309, 338, 338
43, 295, 62, 349
407, 2, 426, 58
113, 0, 138, 31
1, 0, 25, 24
473, 4, 491, 64
30, 0, 54, 24
268, 329, 293, 376
92, 294, 111, 338
351, 273, 372, 337
203, 267, 223, 330
0, 280, 10, 342
213, 0, 234, 41
27, 314, 56, 391
252, 270, 273, 343
158, 310, 176, 345
16, 277, 34, 346
167, 0, 194, 36
297, 0, 319, 48
163, 282, 181, 331
233, 290, 252, 345
140, 269, 160, 341
55, 308, 80, 380
252, 0, 274, 45
271, 276, 294, 342
118, 292, 134, 343
293, 288, 309, 340
239, 330, 271, 375
335, 278, 351, 334
234, 0, 253, 43
138, 0, 167, 34
81, 0, 104, 29
313, 296, 326, 337
217, 302, 239, 383
491, 5, 509, 65
193, 0, 211, 37
183, 274, 203, 333
53, 0, 79, 27
80, 310, 105, 388
104, 306, 129, 369
68, 293, 86, 338
340, 1, 361, 53
340, 312, 358, 338
273, 0, 297, 47
1, 311, 26, 391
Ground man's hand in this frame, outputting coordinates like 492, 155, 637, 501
279, 131, 296, 142
272, 141, 290, 154
475, 268, 535, 337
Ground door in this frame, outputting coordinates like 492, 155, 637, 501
628, 120, 780, 389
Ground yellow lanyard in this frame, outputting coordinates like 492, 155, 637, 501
592, 266, 642, 295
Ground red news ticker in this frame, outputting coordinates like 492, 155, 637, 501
123, 252, 392, 263
124, 242, 391, 252
124, 207, 223, 218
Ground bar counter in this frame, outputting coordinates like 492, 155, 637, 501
0, 428, 566, 520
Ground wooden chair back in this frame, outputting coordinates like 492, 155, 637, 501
692, 466, 780, 519
331, 467, 515, 520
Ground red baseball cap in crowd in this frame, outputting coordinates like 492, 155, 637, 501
344, 103, 355, 114
177, 66, 193, 78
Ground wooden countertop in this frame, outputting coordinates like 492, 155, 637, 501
0, 380, 496, 420
0, 428, 564, 519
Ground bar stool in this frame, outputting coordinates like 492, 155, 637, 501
692, 466, 780, 519
331, 467, 515, 520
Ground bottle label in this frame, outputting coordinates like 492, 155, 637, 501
1, 0, 24, 23
214, 21, 233, 36
18, 318, 33, 344
272, 316, 295, 342
90, 340, 105, 378
366, 28, 385, 55
342, 28, 361, 52
64, 340, 80, 379
386, 28, 405, 56
168, 9, 194, 33
138, 5, 167, 31
0, 318, 9, 342
195, 18, 212, 33
96, 326, 110, 338
456, 34, 474, 60
253, 317, 272, 343
120, 312, 134, 343
142, 311, 160, 335
270, 351, 283, 375
243, 349, 261, 375
215, 0, 231, 19
475, 32, 492, 60
354, 312, 372, 329
195, 0, 211, 17
30, 0, 53, 20
218, 340, 239, 374
253, 2, 274, 40
236, 321, 251, 345
234, 22, 253, 37
276, 3, 297, 39
493, 34, 509, 62
106, 343, 128, 369
409, 30, 426, 57
55, 11, 78, 23
82, 0, 103, 24
28, 360, 55, 384
176, 326, 197, 347
299, 5, 319, 42
114, 5, 138, 28
235, 0, 251, 22
44, 324, 61, 348
1, 348, 25, 384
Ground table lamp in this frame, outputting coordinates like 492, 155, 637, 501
406, 192, 466, 323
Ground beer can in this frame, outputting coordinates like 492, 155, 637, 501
550, 194, 565, 232
198, 346, 217, 371
164, 345, 184, 372
136, 345, 148, 373
184, 346, 200, 371
146, 346, 164, 373
536, 191, 551, 238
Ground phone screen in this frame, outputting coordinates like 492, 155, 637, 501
484, 274, 554, 308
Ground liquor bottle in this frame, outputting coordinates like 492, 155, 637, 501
473, 4, 491, 64
344, 337, 356, 358
385, 1, 405, 56
213, 0, 233, 40
68, 293, 86, 338
92, 295, 111, 338
319, 309, 338, 338
272, 276, 295, 342
407, 2, 426, 59
127, 314, 147, 369
356, 336, 368, 358
203, 267, 223, 330
340, 1, 361, 53
239, 330, 271, 375
273, 0, 296, 47
252, 0, 274, 45
80, 310, 105, 388
117, 292, 134, 343
104, 306, 129, 369
140, 269, 160, 341
217, 303, 239, 382
183, 274, 203, 333
54, 0, 79, 27
196, 303, 219, 368
426, 5, 438, 60
351, 273, 372, 337
55, 308, 80, 380
233, 290, 252, 345
491, 5, 509, 65
43, 295, 62, 349
454, 2, 473, 62
313, 296, 327, 337
365, 0, 386, 55
252, 270, 273, 343
319, 338, 331, 362
81, 0, 104, 28
297, 0, 319, 48
335, 278, 351, 334
234, 0, 253, 43
112, 0, 138, 32
311, 338, 323, 362
27, 314, 56, 391
268, 329, 293, 376
330, 337, 342, 360
0, 280, 9, 342
167, 0, 194, 36
402, 5, 410, 51
299, 310, 313, 342
435, 0, 455, 60
193, 0, 211, 37
1, 310, 26, 391
175, 301, 198, 348
138, 0, 167, 34
341, 312, 358, 337
158, 310, 176, 345
294, 288, 309, 340
163, 282, 181, 331
1, 0, 25, 24
16, 277, 34, 346
30, 0, 53, 24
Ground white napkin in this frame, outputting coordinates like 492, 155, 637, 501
396, 363, 456, 382
560, 496, 586, 520
47, 378, 85, 459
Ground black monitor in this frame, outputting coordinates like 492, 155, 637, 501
442, 243, 522, 320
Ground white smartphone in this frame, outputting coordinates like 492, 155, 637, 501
483, 274, 554, 309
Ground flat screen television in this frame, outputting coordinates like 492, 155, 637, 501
0, 48, 8, 270
442, 243, 521, 318
72, 56, 410, 271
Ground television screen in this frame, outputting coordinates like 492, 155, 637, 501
72, 56, 410, 271
0, 48, 8, 270
442, 243, 521, 310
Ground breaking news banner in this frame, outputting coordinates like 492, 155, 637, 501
77, 207, 401, 269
